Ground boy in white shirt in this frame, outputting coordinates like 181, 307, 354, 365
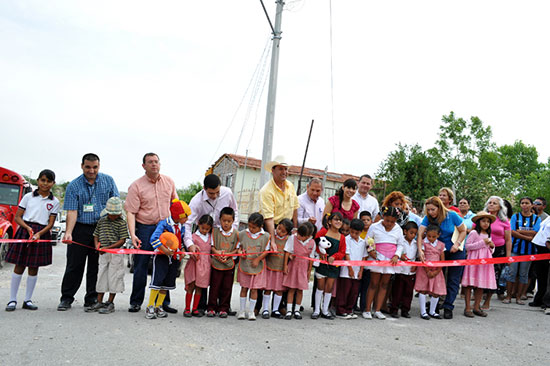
390, 221, 418, 318
336, 219, 367, 319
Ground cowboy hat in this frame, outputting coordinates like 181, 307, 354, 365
471, 211, 496, 224
265, 155, 290, 171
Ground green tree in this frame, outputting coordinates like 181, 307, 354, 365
377, 143, 448, 207
177, 182, 202, 204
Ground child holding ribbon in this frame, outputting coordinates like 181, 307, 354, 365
237, 212, 270, 321
184, 214, 213, 317
461, 212, 497, 318
5, 169, 60, 312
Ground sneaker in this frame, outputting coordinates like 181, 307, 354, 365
336, 313, 349, 319
237, 311, 246, 320
156, 307, 167, 318
206, 310, 216, 317
183, 309, 192, 318
83, 301, 98, 311
544, 308, 550, 315
145, 306, 156, 319
85, 302, 105, 313
99, 302, 115, 314
362, 311, 372, 319
350, 313, 358, 319
219, 311, 228, 318
373, 311, 386, 319
128, 304, 141, 313
248, 312, 256, 321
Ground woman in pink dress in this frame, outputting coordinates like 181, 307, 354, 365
415, 224, 447, 320
184, 215, 213, 317
461, 211, 497, 318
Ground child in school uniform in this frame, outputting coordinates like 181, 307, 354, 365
87, 197, 128, 314
415, 224, 446, 320
207, 207, 240, 318
5, 169, 60, 311
145, 199, 191, 319
389, 221, 418, 318
355, 210, 373, 313
183, 214, 213, 317
262, 218, 293, 319
336, 219, 367, 319
282, 222, 316, 320
237, 213, 270, 321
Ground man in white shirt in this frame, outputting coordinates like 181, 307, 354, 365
353, 175, 379, 219
297, 178, 325, 231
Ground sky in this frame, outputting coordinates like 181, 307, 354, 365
1, 0, 549, 192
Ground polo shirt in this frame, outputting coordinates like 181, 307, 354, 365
93, 216, 129, 247
259, 178, 299, 224
19, 190, 60, 225
511, 212, 540, 255
124, 174, 177, 225
63, 173, 119, 224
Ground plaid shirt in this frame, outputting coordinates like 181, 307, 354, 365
64, 173, 119, 224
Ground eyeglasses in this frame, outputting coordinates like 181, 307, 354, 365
534, 202, 542, 206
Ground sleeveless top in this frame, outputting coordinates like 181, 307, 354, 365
239, 231, 270, 275
211, 228, 240, 270
266, 234, 288, 271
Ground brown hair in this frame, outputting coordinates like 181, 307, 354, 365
382, 191, 406, 208
438, 187, 454, 204
424, 196, 449, 224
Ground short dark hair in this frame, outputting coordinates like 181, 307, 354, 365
297, 222, 310, 237
38, 169, 56, 182
403, 221, 418, 232
520, 196, 533, 204
426, 224, 441, 234
536, 197, 547, 206
142, 153, 159, 164
359, 174, 372, 182
248, 212, 264, 227
204, 174, 221, 190
350, 218, 365, 232
304, 221, 317, 238
82, 153, 100, 164
359, 210, 371, 218
342, 218, 350, 227
220, 206, 235, 219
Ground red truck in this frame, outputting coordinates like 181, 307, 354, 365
0, 167, 32, 266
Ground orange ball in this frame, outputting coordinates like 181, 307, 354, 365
159, 232, 179, 250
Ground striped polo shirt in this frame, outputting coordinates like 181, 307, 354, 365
511, 212, 541, 255
93, 216, 129, 247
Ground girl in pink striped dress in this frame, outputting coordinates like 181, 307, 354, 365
282, 222, 316, 320
461, 211, 497, 318
184, 215, 213, 317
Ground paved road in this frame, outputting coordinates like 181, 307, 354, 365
1, 244, 548, 366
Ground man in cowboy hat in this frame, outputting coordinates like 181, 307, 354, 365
259, 155, 299, 248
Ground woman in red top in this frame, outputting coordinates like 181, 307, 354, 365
439, 187, 460, 214
322, 179, 359, 221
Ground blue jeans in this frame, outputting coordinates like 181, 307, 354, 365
442, 250, 466, 311
129, 222, 170, 306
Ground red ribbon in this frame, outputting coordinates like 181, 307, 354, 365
2, 239, 549, 267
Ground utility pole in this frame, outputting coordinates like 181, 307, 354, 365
259, 0, 285, 187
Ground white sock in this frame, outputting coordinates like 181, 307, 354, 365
314, 289, 323, 314
10, 273, 23, 302
249, 299, 257, 314
240, 297, 247, 312
419, 294, 427, 316
295, 301, 302, 312
322, 292, 332, 315
430, 296, 439, 315
273, 294, 282, 312
25, 275, 38, 302
262, 294, 271, 312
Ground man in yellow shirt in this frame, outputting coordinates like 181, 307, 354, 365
259, 155, 299, 251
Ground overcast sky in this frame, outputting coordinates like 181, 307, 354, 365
2, 1, 549, 192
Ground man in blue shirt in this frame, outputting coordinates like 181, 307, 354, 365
58, 153, 119, 311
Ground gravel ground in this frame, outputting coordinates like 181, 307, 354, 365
1, 244, 548, 366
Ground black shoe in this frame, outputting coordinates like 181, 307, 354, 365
443, 308, 453, 319
429, 313, 442, 319
401, 310, 411, 318
299, 306, 304, 312
227, 309, 237, 316
163, 305, 178, 314
294, 311, 302, 320
528, 301, 542, 307
321, 312, 335, 320
420, 313, 430, 320
128, 304, 141, 313
22, 300, 38, 310
5, 301, 17, 312
261, 310, 270, 319
57, 301, 71, 311
311, 312, 320, 320
390, 310, 400, 318
271, 310, 283, 319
